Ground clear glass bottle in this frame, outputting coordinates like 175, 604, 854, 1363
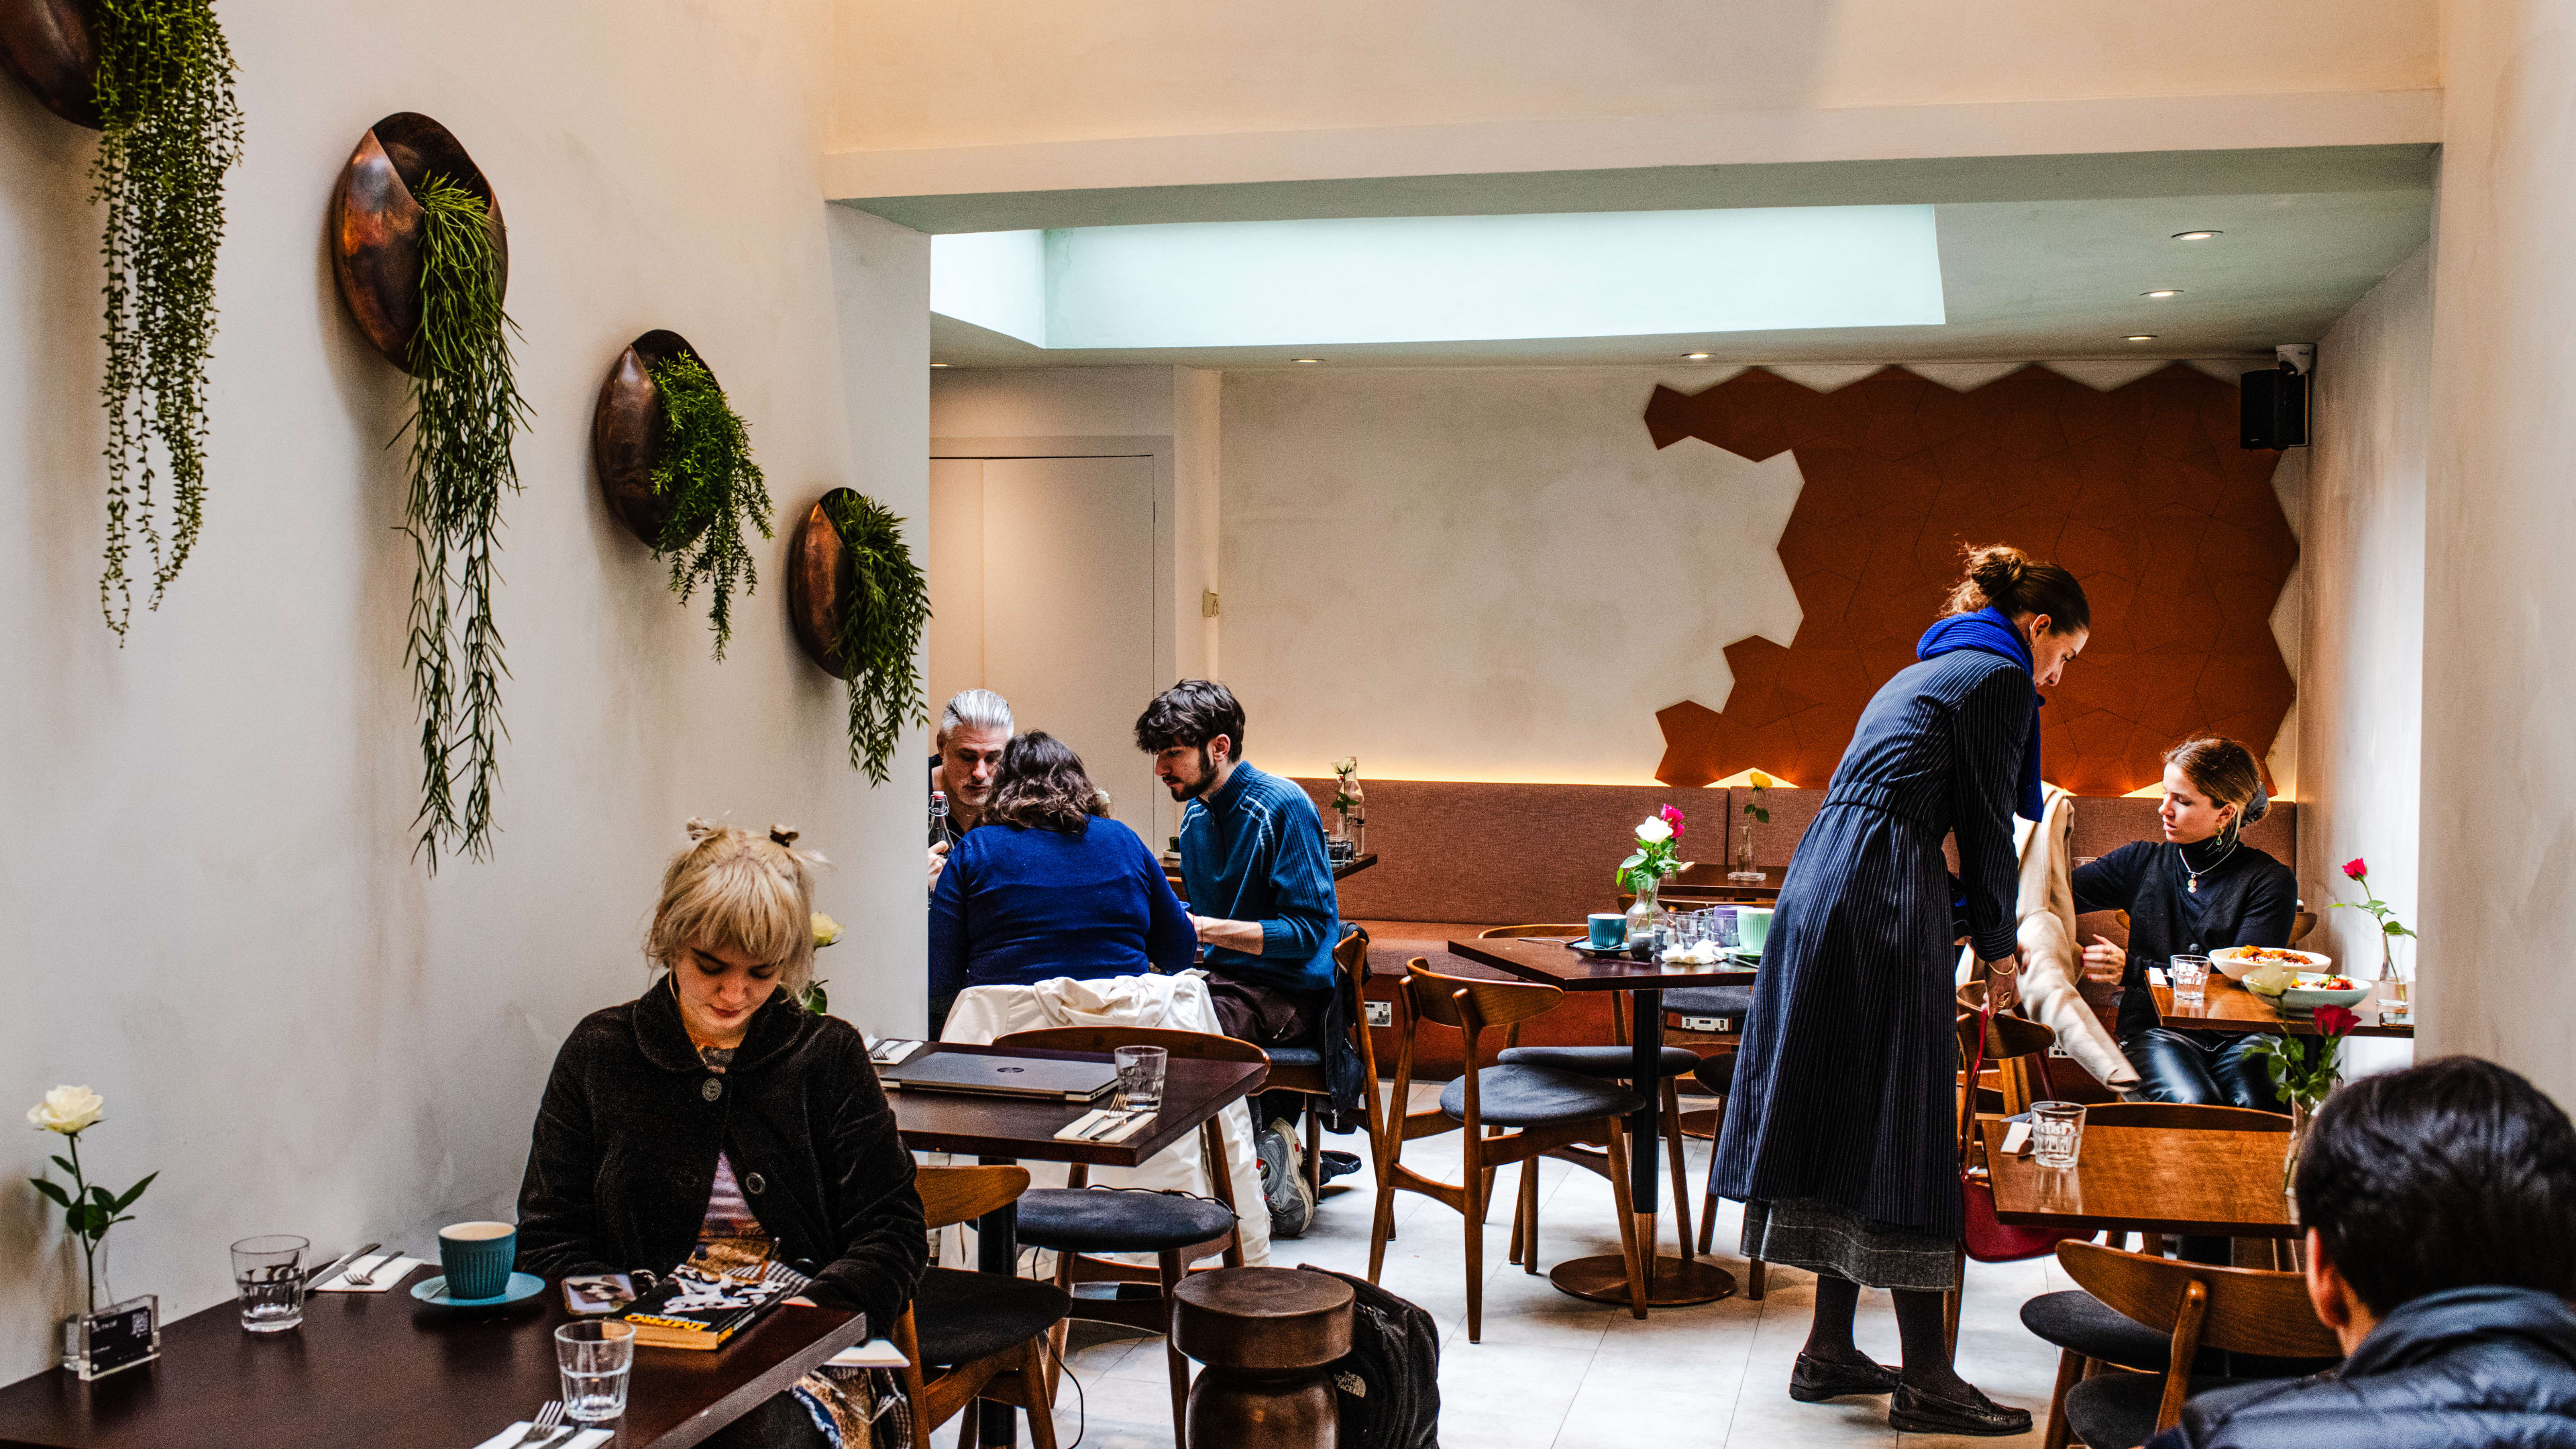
927, 790, 949, 846
1624, 875, 1663, 951
1335, 774, 1366, 857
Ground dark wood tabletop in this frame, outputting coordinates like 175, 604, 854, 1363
2154, 975, 2414, 1038
1981, 1120, 2298, 1238
0, 1263, 865, 1449
885, 1042, 1267, 1164
1446, 934, 1758, 993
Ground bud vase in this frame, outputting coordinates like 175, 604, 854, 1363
2284, 1096, 2314, 1207
1729, 822, 1762, 883
1624, 876, 1662, 950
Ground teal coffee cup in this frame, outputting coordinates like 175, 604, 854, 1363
438, 1220, 517, 1299
1587, 913, 1625, 949
1735, 907, 1774, 957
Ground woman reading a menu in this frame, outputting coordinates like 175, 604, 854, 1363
516, 819, 926, 1447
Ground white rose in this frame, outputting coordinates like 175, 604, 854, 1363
28, 1085, 104, 1136
1635, 818, 1673, 845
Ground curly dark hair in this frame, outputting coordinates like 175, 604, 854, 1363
983, 732, 1109, 835
1134, 678, 1244, 755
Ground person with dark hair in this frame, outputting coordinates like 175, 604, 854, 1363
2074, 736, 2299, 1111
1715, 543, 2088, 1436
927, 733, 1195, 1032
2144, 1055, 2576, 1448
1135, 678, 1340, 1235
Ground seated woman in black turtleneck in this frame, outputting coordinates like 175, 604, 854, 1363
2073, 737, 2298, 1110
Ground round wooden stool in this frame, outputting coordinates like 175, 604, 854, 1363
1172, 1267, 1355, 1449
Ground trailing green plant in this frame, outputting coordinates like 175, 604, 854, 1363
821, 492, 930, 784
401, 175, 529, 870
89, 0, 246, 638
645, 354, 773, 659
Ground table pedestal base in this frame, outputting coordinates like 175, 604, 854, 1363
1549, 1254, 1736, 1307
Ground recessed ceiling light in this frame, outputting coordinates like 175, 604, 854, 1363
929, 362, 951, 368
2125, 334, 2158, 342
1290, 358, 1322, 364
2170, 230, 2221, 241
1683, 352, 1713, 360
2141, 289, 2182, 298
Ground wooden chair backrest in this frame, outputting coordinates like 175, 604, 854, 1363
1478, 924, 1588, 939
916, 1164, 1031, 1231
994, 1025, 1268, 1065
1402, 965, 1563, 1034
2084, 1102, 2291, 1133
1955, 1006, 2055, 1064
2290, 910, 2318, 946
2057, 1240, 2339, 1357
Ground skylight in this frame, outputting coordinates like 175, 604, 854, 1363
931, 205, 1946, 350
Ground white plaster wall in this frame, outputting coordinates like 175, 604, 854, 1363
2422, 0, 2576, 1104
1172, 366, 1223, 683
0, 0, 930, 1376
930, 366, 1173, 439
2297, 246, 2430, 1052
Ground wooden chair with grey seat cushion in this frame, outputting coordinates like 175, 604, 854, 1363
1259, 930, 1384, 1200
1473, 926, 1703, 1275
892, 1165, 1071, 1449
2017, 1104, 2310, 1449
991, 1026, 1254, 1449
2046, 1240, 2342, 1449
1368, 960, 1649, 1341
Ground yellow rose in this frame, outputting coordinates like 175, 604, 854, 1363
27, 1085, 104, 1136
1750, 771, 1774, 790
811, 912, 844, 949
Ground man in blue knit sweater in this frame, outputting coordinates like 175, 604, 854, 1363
1136, 679, 1340, 1233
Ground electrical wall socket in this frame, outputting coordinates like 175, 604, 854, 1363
1364, 1001, 1393, 1028
1678, 1016, 1736, 1033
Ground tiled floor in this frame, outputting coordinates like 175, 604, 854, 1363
955, 1086, 2072, 1448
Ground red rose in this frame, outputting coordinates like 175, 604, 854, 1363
2314, 1005, 2361, 1037
2343, 858, 2367, 881
1661, 804, 1686, 839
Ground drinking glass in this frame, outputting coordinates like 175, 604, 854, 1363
1114, 1045, 1169, 1114
1713, 906, 1739, 951
556, 1320, 636, 1423
230, 1235, 307, 1333
2029, 1102, 2088, 1169
2169, 955, 2212, 1006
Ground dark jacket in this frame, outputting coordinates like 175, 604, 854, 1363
2074, 839, 2298, 1039
2148, 1285, 2576, 1449
515, 983, 926, 1334
1712, 649, 2031, 1240
929, 814, 1196, 999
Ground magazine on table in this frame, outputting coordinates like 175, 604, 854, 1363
620, 1258, 812, 1350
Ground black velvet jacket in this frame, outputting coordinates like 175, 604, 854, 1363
514, 983, 925, 1333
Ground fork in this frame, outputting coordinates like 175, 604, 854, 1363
342, 1251, 392, 1287
508, 1401, 565, 1446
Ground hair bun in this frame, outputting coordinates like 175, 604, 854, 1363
685, 816, 719, 843
769, 825, 801, 847
2243, 782, 2271, 822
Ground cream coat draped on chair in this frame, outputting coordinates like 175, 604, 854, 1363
1956, 786, 2137, 1089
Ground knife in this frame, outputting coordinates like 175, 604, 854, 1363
304, 1242, 380, 1289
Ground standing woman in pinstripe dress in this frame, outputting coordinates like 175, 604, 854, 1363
1712, 545, 2089, 1437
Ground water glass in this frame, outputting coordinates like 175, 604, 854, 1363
556, 1320, 636, 1423
230, 1235, 307, 1333
2029, 1102, 2088, 1169
2169, 955, 2212, 1006
1114, 1044, 1169, 1114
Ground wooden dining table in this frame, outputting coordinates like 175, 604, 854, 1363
1980, 1120, 2298, 1239
0, 1265, 865, 1448
2155, 974, 2414, 1038
1447, 933, 1754, 1308
887, 1041, 1268, 1449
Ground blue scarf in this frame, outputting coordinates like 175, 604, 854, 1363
1916, 606, 2045, 822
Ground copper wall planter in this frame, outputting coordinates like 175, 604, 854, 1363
326, 113, 506, 374
590, 329, 711, 547
0, 0, 100, 128
787, 490, 857, 676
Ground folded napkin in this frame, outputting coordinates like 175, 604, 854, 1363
313, 1252, 425, 1293
467, 1424, 612, 1449
827, 1338, 911, 1368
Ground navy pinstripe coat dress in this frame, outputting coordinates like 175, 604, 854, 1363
1711, 649, 2031, 1248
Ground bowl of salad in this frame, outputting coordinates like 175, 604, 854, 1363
2210, 945, 2331, 983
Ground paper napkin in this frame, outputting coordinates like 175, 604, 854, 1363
313, 1252, 425, 1293
467, 1424, 612, 1448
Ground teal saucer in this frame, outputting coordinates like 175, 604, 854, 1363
411, 1271, 546, 1309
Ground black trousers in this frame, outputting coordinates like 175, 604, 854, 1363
2123, 1028, 2286, 1113
1207, 975, 1330, 1128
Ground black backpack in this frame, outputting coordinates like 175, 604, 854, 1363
1297, 1265, 1440, 1449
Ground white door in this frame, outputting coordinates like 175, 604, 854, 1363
929, 455, 1161, 846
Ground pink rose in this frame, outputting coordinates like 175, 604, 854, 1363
2313, 1005, 2361, 1038
2342, 858, 2367, 881
1660, 804, 1685, 839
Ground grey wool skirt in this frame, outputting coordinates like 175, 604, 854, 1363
1741, 1197, 1960, 1291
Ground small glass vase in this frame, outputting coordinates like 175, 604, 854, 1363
62, 1293, 159, 1381
2284, 1094, 2323, 1207
1625, 875, 1663, 950
1728, 821, 1763, 883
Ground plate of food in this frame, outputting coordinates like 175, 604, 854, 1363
2210, 945, 2331, 982
2241, 966, 2371, 1010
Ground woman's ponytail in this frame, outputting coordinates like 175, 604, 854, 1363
1942, 543, 2091, 634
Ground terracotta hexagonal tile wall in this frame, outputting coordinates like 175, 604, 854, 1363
1646, 364, 2296, 796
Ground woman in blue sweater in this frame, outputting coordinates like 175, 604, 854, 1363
928, 732, 1195, 1031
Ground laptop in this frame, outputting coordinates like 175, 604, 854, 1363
879, 1049, 1120, 1102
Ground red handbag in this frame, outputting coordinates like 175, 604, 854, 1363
1957, 991, 2092, 1263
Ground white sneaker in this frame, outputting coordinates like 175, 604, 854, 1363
1256, 1118, 1318, 1238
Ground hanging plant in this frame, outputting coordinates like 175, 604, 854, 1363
4, 0, 248, 637
590, 332, 771, 660
788, 490, 928, 784
398, 173, 529, 868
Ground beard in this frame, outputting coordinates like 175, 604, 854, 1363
1164, 744, 1218, 801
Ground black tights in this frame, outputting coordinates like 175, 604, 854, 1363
1801, 1273, 1970, 1397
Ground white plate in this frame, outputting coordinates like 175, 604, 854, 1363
2210, 946, 2331, 981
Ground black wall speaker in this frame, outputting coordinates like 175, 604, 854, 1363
2241, 366, 2309, 449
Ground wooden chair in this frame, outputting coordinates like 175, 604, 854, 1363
1474, 925, 1701, 1270
892, 1165, 1070, 1449
2047, 1240, 2341, 1449
1367, 960, 1649, 1341
1949, 996, 2065, 1352
1261, 929, 1385, 1200
991, 1026, 1254, 1449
